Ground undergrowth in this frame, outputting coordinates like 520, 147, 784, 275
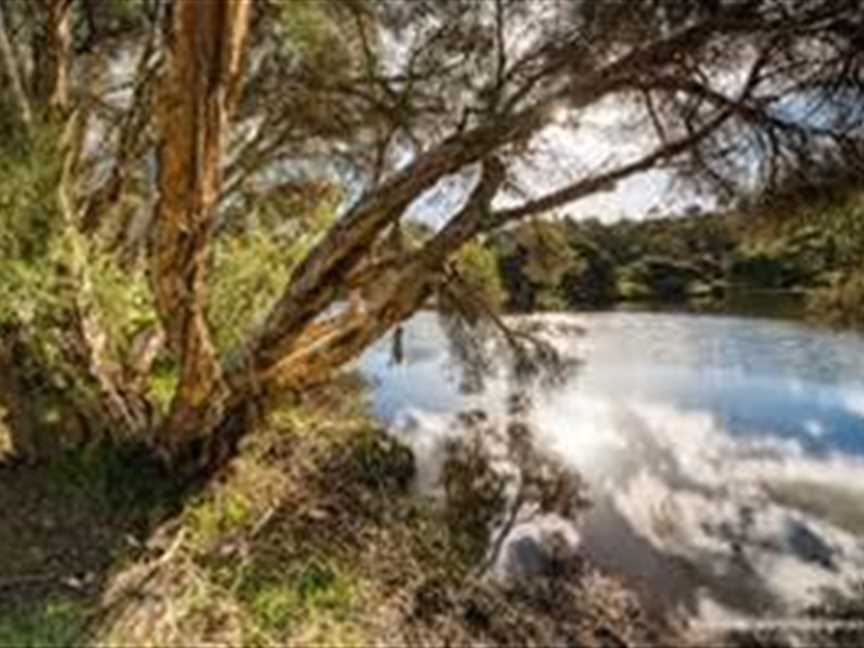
0, 598, 89, 648
2, 379, 667, 647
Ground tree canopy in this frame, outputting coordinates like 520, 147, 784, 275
0, 0, 862, 464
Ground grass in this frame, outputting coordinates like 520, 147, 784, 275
1, 377, 672, 647
0, 598, 89, 648
244, 559, 360, 636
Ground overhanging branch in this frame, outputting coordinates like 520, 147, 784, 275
488, 108, 734, 227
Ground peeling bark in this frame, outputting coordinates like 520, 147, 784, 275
150, 0, 251, 451
57, 108, 152, 439
32, 0, 73, 115
228, 159, 507, 397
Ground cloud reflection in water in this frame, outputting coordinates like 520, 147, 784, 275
360, 311, 864, 623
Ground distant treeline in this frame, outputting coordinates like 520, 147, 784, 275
477, 185, 864, 326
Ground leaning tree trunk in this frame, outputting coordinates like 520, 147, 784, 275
145, 0, 503, 468
149, 0, 251, 455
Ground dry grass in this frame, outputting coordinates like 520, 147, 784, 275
2, 377, 672, 647
87, 379, 668, 646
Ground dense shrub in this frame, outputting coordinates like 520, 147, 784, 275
808, 271, 864, 328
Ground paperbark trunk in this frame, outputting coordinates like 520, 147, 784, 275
149, 0, 251, 453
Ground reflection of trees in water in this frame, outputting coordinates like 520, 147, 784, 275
437, 314, 496, 394
439, 400, 591, 580
434, 304, 582, 396
382, 311, 864, 637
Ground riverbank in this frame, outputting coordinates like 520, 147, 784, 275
4, 362, 864, 646
0, 377, 669, 647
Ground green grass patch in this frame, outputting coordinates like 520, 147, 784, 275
241, 559, 360, 637
187, 490, 254, 548
148, 360, 179, 417
0, 598, 89, 648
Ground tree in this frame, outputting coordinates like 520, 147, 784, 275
1, 0, 862, 466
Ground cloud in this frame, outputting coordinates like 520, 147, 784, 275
361, 311, 864, 622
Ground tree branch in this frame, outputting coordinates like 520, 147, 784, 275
489, 109, 734, 226
0, 1, 32, 130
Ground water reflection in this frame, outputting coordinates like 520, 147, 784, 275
359, 311, 864, 623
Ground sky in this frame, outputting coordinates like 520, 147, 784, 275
381, 5, 713, 226
405, 100, 713, 228
511, 101, 705, 222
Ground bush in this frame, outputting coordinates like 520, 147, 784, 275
207, 203, 336, 354
451, 241, 509, 312
808, 271, 864, 328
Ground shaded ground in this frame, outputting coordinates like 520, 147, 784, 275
0, 440, 184, 646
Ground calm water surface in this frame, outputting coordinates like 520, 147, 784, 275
359, 311, 864, 624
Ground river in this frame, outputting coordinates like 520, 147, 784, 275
359, 310, 864, 626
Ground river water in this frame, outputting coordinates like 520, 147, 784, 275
359, 310, 864, 625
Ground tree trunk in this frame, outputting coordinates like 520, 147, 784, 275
149, 0, 251, 454
227, 159, 507, 397
31, 0, 73, 115
0, 2, 33, 129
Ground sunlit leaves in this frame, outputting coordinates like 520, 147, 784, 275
514, 221, 576, 286
0, 128, 66, 326
207, 201, 338, 355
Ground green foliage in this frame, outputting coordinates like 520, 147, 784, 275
0, 128, 67, 327
274, 0, 360, 73
0, 598, 89, 648
245, 560, 358, 636
148, 360, 179, 417
615, 256, 704, 300
808, 271, 864, 328
187, 488, 253, 549
514, 221, 576, 286
207, 231, 293, 354
451, 240, 508, 312
278, 0, 331, 54
294, 561, 357, 618
489, 188, 863, 318
89, 254, 158, 360
0, 125, 165, 449
207, 203, 336, 354
0, 129, 106, 435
